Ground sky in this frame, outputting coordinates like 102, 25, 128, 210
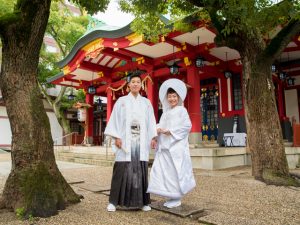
95, 1, 134, 27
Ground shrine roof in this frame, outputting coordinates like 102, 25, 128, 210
48, 15, 300, 91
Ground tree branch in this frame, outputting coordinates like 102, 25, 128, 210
209, 8, 225, 35
58, 0, 69, 9
38, 81, 54, 106
49, 25, 67, 57
185, 0, 226, 42
54, 86, 67, 105
264, 19, 300, 61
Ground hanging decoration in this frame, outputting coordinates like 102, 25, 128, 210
278, 71, 287, 80
68, 81, 75, 101
98, 71, 104, 78
224, 52, 233, 79
195, 36, 205, 68
169, 45, 181, 75
195, 56, 205, 68
181, 43, 187, 51
88, 71, 96, 94
135, 57, 145, 64
106, 81, 127, 100
141, 75, 153, 92
286, 51, 295, 86
277, 54, 287, 81
184, 57, 192, 66
287, 77, 295, 86
106, 74, 154, 100
271, 64, 276, 73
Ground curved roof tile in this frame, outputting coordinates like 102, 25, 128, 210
57, 23, 133, 68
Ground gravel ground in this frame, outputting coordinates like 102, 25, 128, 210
0, 164, 299, 225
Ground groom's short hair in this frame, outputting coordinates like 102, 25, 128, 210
128, 74, 141, 82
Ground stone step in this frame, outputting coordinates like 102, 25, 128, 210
55, 150, 115, 167
56, 152, 115, 160
190, 141, 219, 148
56, 155, 114, 167
55, 148, 156, 167
284, 141, 293, 147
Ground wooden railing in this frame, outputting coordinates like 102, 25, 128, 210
70, 133, 102, 146
53, 132, 103, 146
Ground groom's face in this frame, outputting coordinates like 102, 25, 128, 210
128, 77, 142, 94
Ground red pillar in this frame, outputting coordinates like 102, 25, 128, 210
106, 89, 113, 122
278, 82, 285, 119
186, 67, 202, 144
220, 75, 229, 116
85, 93, 94, 144
147, 78, 158, 121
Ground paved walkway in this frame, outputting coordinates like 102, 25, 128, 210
0, 152, 299, 225
0, 159, 94, 176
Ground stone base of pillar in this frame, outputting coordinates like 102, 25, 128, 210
189, 132, 202, 145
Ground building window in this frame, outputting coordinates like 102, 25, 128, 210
232, 74, 243, 110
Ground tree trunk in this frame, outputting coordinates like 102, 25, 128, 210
242, 47, 298, 186
0, 0, 80, 217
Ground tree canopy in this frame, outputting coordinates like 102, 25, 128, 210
120, 0, 300, 55
39, 1, 88, 85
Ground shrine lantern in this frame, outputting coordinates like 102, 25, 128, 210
77, 108, 86, 122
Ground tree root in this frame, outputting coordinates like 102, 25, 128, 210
262, 170, 300, 187
78, 194, 84, 199
290, 172, 300, 181
1, 163, 81, 218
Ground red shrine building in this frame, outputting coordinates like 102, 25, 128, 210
48, 18, 300, 147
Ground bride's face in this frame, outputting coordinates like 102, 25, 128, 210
167, 93, 179, 108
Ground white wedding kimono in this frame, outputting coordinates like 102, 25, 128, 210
147, 79, 196, 198
104, 92, 157, 162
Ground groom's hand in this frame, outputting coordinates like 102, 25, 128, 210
115, 138, 122, 148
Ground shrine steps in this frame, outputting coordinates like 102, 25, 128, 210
54, 146, 115, 167
54, 145, 300, 170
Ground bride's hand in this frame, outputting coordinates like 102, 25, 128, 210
162, 130, 171, 135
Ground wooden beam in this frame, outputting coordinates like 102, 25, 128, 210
102, 48, 132, 61
285, 70, 300, 76
80, 61, 112, 73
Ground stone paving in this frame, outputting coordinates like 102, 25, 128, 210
0, 153, 300, 225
